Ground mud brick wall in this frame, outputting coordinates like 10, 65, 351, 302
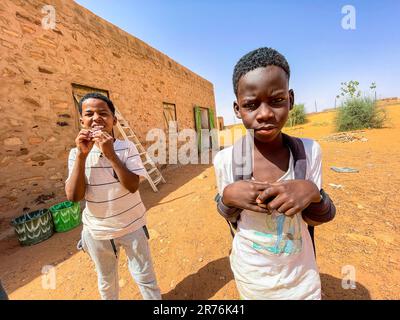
0, 0, 216, 224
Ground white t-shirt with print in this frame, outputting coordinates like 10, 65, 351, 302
66, 139, 148, 240
213, 138, 322, 300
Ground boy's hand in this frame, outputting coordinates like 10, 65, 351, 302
223, 180, 271, 213
75, 129, 94, 156
92, 130, 116, 160
256, 180, 321, 216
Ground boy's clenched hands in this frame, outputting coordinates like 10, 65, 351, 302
256, 180, 321, 216
223, 180, 321, 216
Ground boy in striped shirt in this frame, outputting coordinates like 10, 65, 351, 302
65, 93, 161, 300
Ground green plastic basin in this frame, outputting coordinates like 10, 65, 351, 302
11, 209, 54, 246
49, 201, 81, 232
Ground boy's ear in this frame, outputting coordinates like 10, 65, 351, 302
233, 101, 241, 119
289, 89, 295, 111
113, 115, 117, 126
79, 117, 84, 128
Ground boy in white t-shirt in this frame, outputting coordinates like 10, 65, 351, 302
213, 47, 336, 299
65, 93, 161, 300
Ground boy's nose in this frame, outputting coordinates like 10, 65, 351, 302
256, 103, 274, 122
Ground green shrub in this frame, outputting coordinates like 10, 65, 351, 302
335, 96, 386, 132
286, 104, 307, 127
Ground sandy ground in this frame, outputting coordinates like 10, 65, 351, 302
1, 103, 399, 300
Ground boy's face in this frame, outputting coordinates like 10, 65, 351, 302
80, 98, 116, 135
234, 65, 294, 143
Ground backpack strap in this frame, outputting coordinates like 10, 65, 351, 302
281, 133, 307, 179
282, 132, 316, 255
214, 134, 252, 235
282, 134, 316, 254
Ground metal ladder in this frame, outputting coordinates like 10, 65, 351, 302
114, 109, 166, 192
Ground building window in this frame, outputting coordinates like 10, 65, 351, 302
163, 102, 177, 131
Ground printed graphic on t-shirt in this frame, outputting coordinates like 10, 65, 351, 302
251, 212, 302, 255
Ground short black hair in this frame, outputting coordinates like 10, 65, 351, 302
232, 47, 291, 96
78, 92, 115, 115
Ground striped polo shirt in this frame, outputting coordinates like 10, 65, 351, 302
66, 139, 148, 240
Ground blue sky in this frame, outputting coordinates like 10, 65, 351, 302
76, 0, 400, 125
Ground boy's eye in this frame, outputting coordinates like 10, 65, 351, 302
244, 103, 257, 109
272, 98, 285, 103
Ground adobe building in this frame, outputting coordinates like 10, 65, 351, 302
0, 0, 216, 227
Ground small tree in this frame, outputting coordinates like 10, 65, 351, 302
286, 104, 306, 127
335, 81, 386, 131
340, 80, 361, 98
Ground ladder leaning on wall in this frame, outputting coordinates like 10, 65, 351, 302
114, 108, 166, 192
